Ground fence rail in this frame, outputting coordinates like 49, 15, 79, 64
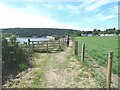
28, 39, 61, 51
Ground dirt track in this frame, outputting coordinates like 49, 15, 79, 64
3, 41, 98, 88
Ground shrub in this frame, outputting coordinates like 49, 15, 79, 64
2, 34, 32, 83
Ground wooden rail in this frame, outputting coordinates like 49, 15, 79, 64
28, 39, 61, 52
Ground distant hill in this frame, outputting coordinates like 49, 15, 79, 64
2, 28, 80, 37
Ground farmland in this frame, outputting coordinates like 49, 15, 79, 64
75, 36, 119, 76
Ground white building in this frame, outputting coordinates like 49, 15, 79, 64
87, 34, 92, 36
100, 34, 116, 36
46, 36, 55, 40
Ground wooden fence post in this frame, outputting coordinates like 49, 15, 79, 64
28, 39, 30, 48
106, 51, 113, 88
72, 37, 75, 43
59, 39, 60, 49
32, 41, 34, 50
47, 41, 48, 52
38, 41, 39, 49
74, 41, 78, 55
81, 44, 85, 63
62, 38, 64, 45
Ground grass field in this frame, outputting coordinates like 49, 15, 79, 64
75, 36, 119, 76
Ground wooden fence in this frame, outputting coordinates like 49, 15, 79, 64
28, 39, 62, 52
72, 37, 115, 88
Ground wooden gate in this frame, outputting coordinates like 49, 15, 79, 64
28, 39, 61, 52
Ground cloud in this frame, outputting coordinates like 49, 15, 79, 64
56, 0, 118, 17
84, 18, 94, 23
57, 4, 65, 10
101, 15, 117, 21
56, 2, 92, 17
65, 4, 81, 17
84, 12, 117, 24
85, 0, 119, 11
109, 5, 118, 14
96, 13, 117, 21
0, 3, 79, 29
56, 3, 82, 16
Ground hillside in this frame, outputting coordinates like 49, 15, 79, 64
1, 28, 80, 37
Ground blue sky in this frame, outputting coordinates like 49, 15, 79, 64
0, 0, 119, 31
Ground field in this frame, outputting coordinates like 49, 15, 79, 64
75, 36, 119, 76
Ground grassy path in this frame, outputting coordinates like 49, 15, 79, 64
44, 42, 97, 88
3, 41, 98, 88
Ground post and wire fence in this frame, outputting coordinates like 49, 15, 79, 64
72, 38, 113, 88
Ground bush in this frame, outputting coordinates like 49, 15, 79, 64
2, 34, 32, 83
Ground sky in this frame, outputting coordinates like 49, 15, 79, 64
0, 0, 119, 31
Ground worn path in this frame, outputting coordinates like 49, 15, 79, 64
3, 41, 98, 88
44, 41, 97, 88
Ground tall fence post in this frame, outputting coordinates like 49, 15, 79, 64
74, 41, 78, 55
47, 41, 48, 52
81, 44, 85, 63
72, 37, 75, 43
32, 41, 34, 50
62, 38, 64, 45
28, 39, 30, 48
106, 51, 113, 88
59, 39, 60, 49
28, 39, 30, 51
38, 41, 39, 49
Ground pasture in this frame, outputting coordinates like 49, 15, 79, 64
75, 36, 119, 76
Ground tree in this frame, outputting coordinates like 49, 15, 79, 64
92, 29, 99, 36
76, 31, 81, 36
113, 27, 116, 30
98, 29, 101, 32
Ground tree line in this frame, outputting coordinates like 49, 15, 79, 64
78, 28, 120, 36
1, 27, 120, 37
1, 28, 79, 37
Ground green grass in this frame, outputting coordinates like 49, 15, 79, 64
75, 36, 119, 76
92, 69, 106, 88
74, 71, 88, 82
60, 39, 67, 51
31, 53, 51, 88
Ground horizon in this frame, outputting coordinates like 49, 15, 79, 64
0, 27, 118, 31
0, 0, 119, 31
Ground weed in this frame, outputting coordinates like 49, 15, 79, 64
19, 63, 27, 71
78, 71, 88, 78
91, 69, 106, 88
74, 71, 88, 82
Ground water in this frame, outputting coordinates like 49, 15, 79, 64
17, 37, 50, 44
